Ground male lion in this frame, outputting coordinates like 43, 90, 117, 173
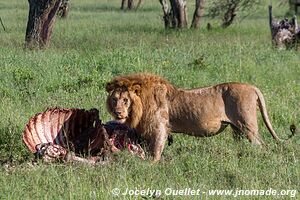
106, 73, 282, 162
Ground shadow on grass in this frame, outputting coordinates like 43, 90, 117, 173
51, 27, 198, 52
223, 171, 241, 188
108, 24, 162, 34
73, 5, 120, 13
72, 4, 159, 13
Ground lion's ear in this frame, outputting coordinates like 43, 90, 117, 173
106, 82, 114, 93
130, 84, 141, 95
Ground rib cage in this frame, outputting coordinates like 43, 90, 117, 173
22, 108, 145, 161
22, 108, 104, 153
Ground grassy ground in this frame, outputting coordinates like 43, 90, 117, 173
0, 0, 300, 199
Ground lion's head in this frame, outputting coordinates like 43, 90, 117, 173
106, 73, 174, 131
106, 80, 143, 128
106, 88, 131, 122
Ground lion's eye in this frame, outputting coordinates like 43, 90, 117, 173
123, 98, 128, 104
112, 98, 118, 103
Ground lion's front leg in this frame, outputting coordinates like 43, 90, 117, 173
150, 109, 169, 162
151, 122, 169, 162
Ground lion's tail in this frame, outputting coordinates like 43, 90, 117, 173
255, 88, 282, 143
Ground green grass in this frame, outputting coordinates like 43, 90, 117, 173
0, 0, 300, 199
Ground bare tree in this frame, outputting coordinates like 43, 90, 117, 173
221, 2, 238, 28
159, 0, 204, 29
207, 0, 260, 28
121, 0, 142, 10
25, 0, 62, 49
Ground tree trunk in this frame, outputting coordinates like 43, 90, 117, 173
58, 0, 69, 18
121, 0, 126, 10
191, 0, 205, 28
160, 0, 207, 29
159, 0, 172, 28
25, 0, 62, 49
121, 0, 140, 10
135, 0, 142, 10
128, 0, 134, 10
170, 0, 187, 28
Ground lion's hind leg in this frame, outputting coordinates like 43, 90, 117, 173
234, 120, 265, 146
246, 130, 265, 146
228, 112, 265, 147
230, 122, 265, 146
226, 95, 266, 146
